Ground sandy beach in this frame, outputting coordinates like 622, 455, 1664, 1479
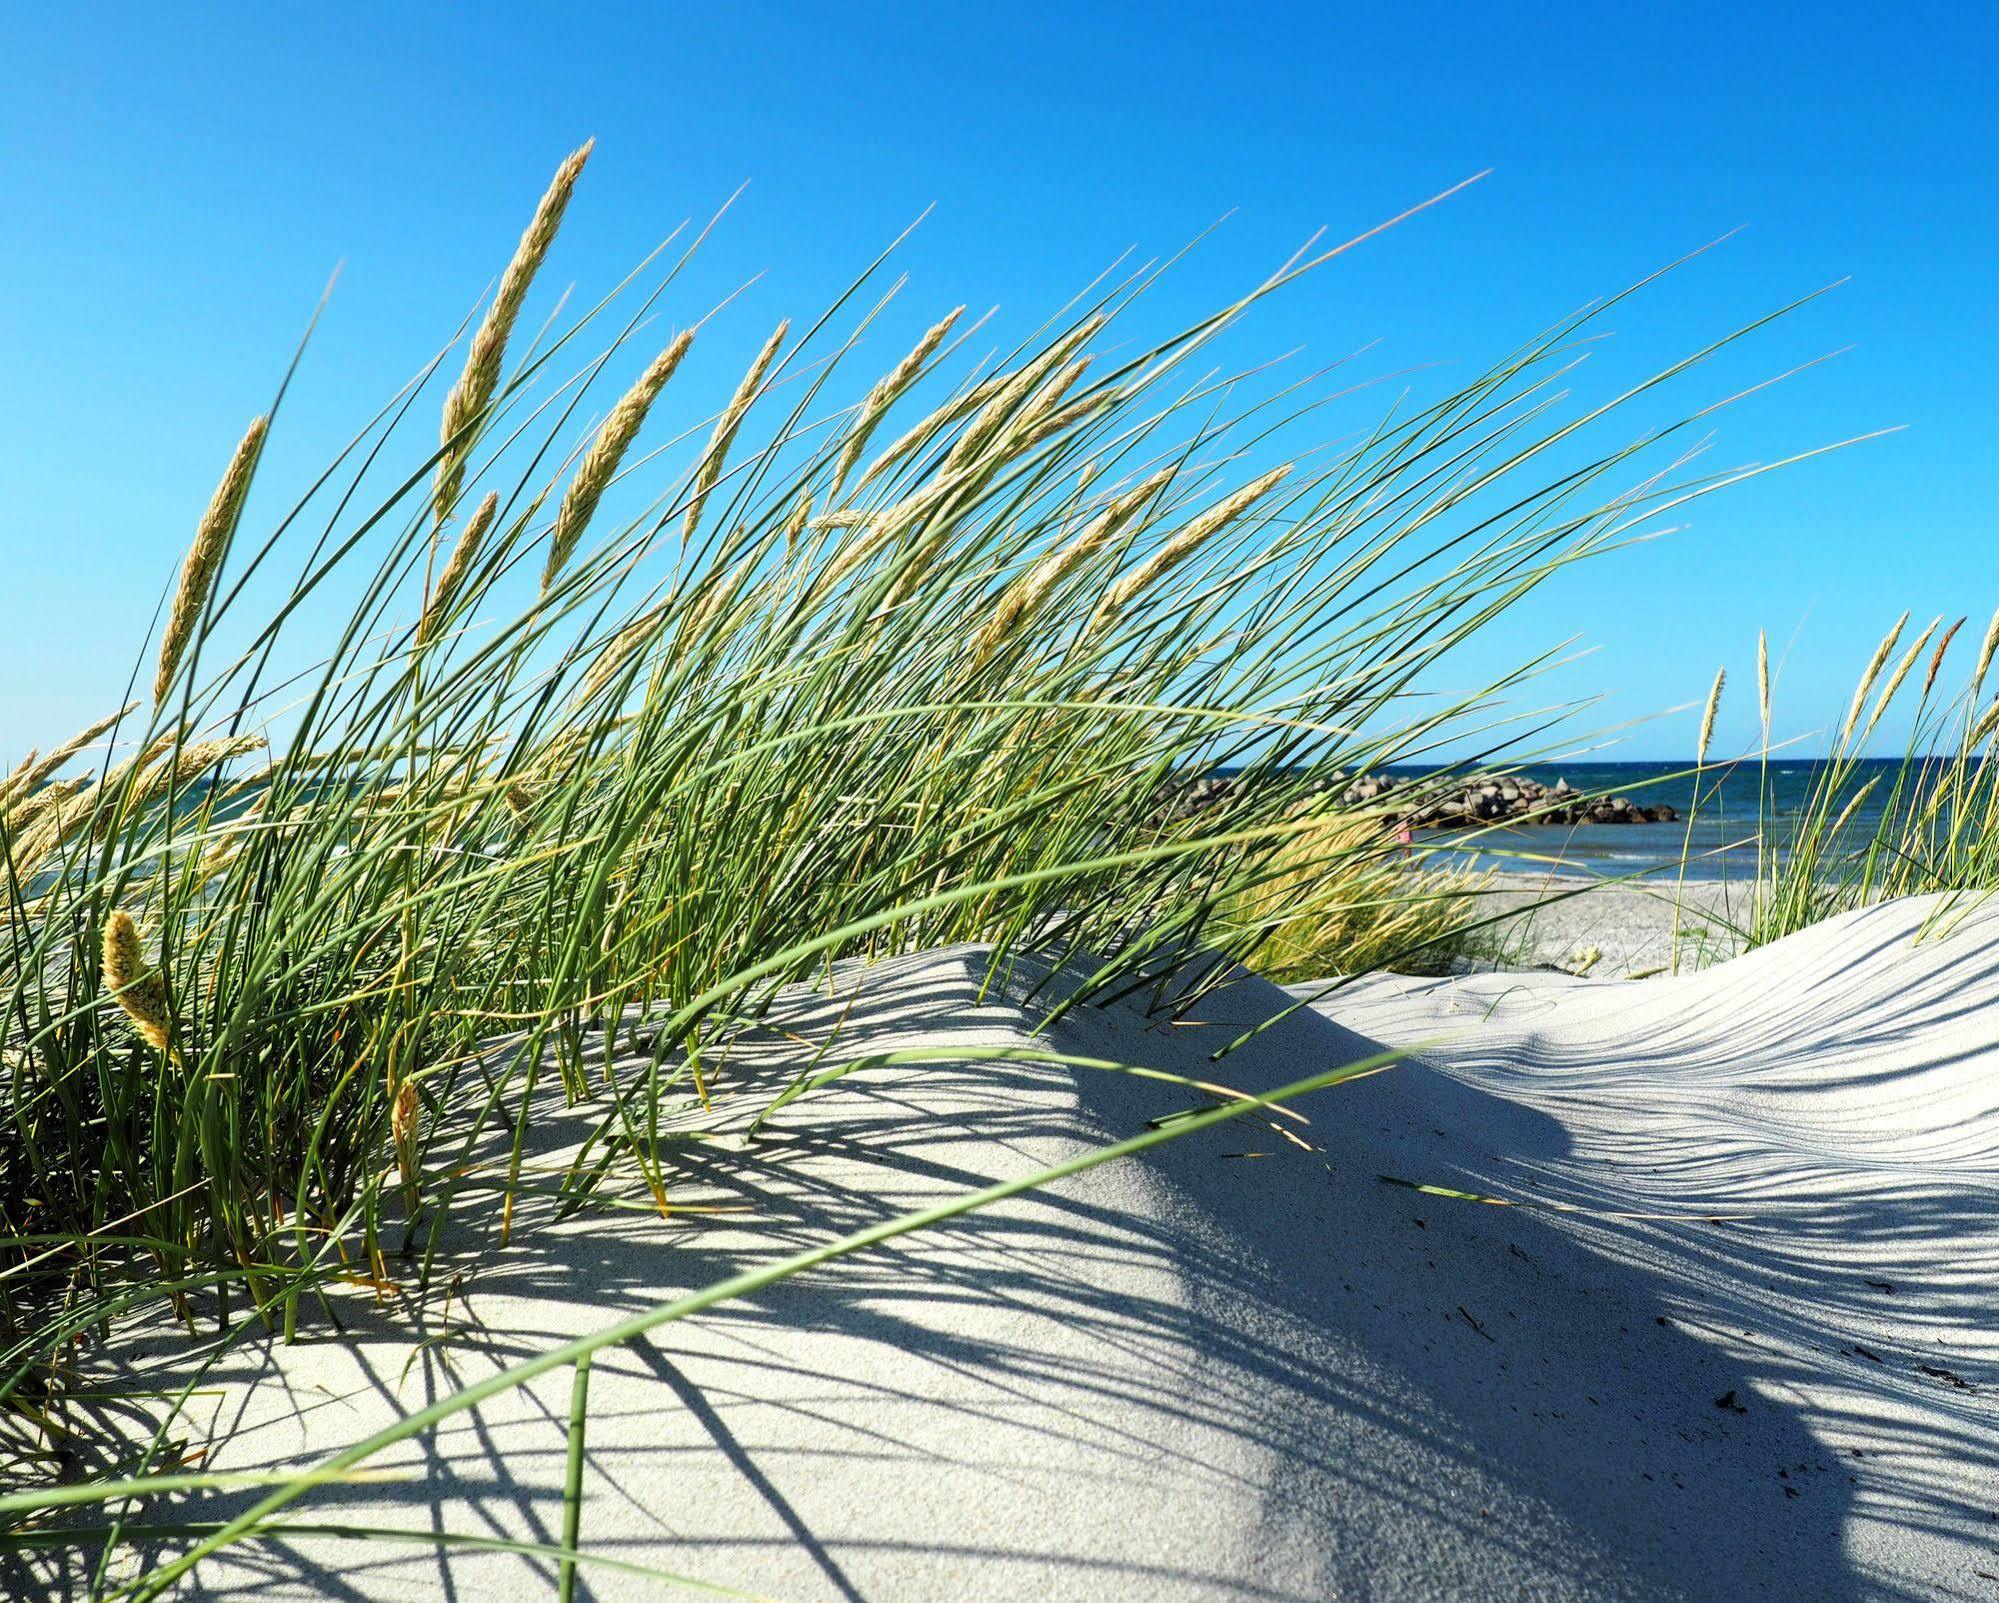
1465, 871, 1749, 976
8, 42, 1992, 1597
46, 895, 1994, 1601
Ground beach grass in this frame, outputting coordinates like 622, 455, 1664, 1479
1671, 609, 1999, 954
0, 148, 1838, 1590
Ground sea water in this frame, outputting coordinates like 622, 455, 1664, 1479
1387, 758, 1918, 882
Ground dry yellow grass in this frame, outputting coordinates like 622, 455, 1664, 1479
1222, 810, 1489, 981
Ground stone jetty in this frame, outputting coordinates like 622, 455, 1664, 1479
1158, 771, 1677, 828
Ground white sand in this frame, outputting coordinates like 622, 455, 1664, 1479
1463, 871, 1746, 976
48, 896, 1999, 1601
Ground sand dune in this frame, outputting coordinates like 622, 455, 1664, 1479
59, 897, 1997, 1601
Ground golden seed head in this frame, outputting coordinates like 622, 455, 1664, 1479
834, 306, 964, 492
543, 332, 696, 589
581, 607, 667, 700
977, 467, 1173, 657
1923, 616, 1966, 698
944, 318, 1101, 474
98, 735, 266, 840
436, 140, 594, 525
0, 704, 137, 814
3, 776, 88, 835
1756, 631, 1771, 733
156, 417, 269, 705
1090, 464, 1291, 631
420, 491, 500, 644
391, 1076, 421, 1183
1974, 607, 1999, 693
1697, 667, 1726, 763
1015, 389, 1110, 452
683, 320, 789, 545
1970, 697, 1999, 748
102, 909, 172, 1055
1840, 612, 1909, 745
1008, 356, 1093, 442
856, 367, 1008, 493
782, 493, 813, 557
812, 465, 978, 596
1862, 617, 1938, 741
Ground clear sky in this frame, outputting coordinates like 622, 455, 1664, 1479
2, 3, 1991, 759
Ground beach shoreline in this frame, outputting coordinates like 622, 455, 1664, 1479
1461, 869, 1748, 976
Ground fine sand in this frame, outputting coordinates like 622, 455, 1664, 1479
42, 896, 1998, 1601
1462, 869, 1748, 976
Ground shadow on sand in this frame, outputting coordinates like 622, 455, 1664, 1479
29, 919, 1992, 1600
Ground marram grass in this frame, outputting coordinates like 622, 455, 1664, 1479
0, 145, 1840, 1593
1679, 603, 1999, 952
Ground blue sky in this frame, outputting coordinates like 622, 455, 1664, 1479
2, 3, 1991, 758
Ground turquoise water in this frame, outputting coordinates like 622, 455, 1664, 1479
1391, 759, 1915, 882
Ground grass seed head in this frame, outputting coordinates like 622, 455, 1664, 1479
1090, 464, 1291, 631
97, 736, 266, 840
1975, 606, 1999, 694
1863, 617, 1939, 740
834, 306, 964, 492
436, 140, 593, 525
1697, 666, 1725, 763
1924, 616, 1966, 698
0, 704, 138, 813
420, 491, 500, 644
155, 417, 268, 705
977, 467, 1173, 656
683, 320, 789, 545
391, 1077, 421, 1185
102, 909, 172, 1055
544, 330, 695, 588
1970, 697, 1999, 748
1840, 611, 1909, 745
